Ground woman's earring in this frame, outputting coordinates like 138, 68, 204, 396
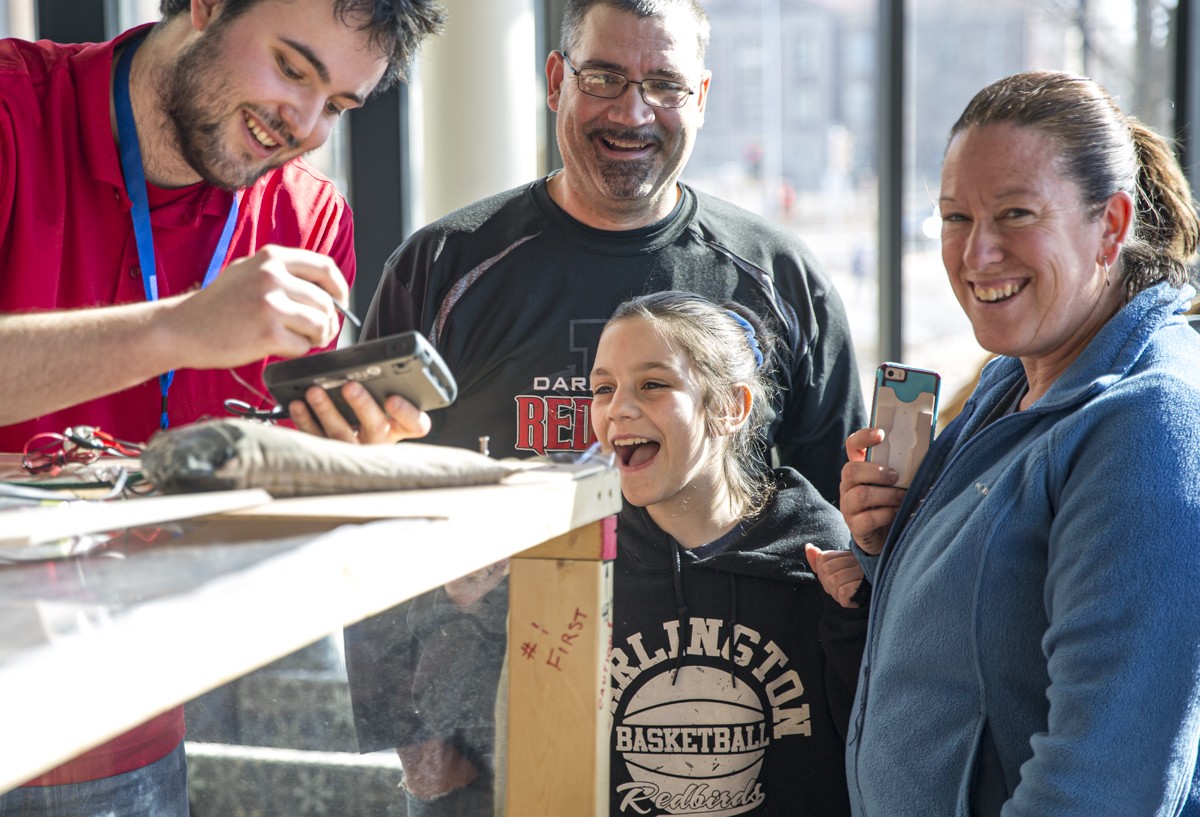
1101, 255, 1111, 287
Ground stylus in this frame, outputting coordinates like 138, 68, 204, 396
334, 300, 362, 329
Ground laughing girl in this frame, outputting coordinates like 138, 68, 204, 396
590, 290, 866, 817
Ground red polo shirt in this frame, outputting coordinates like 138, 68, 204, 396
0, 24, 356, 451
1, 26, 356, 785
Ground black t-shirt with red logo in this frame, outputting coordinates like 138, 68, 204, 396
362, 175, 865, 504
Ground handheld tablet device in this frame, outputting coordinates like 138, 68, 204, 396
866, 363, 940, 489
264, 331, 457, 424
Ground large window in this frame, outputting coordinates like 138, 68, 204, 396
903, 0, 1182, 408
685, 0, 1189, 407
21, 0, 1186, 399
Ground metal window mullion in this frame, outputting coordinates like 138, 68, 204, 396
1177, 0, 1199, 200
877, 0, 904, 363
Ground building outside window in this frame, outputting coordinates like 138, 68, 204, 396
687, 0, 1185, 404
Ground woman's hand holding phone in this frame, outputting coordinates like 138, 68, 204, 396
840, 427, 907, 557
841, 363, 942, 555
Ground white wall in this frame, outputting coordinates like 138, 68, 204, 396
417, 0, 540, 221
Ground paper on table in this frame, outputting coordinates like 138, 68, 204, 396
0, 489, 273, 553
0, 454, 139, 488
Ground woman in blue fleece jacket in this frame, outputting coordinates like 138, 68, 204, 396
840, 71, 1200, 816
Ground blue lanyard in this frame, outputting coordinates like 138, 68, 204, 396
113, 33, 241, 430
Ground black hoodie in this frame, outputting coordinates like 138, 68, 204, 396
609, 468, 867, 817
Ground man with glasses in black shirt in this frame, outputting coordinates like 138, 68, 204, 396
297, 0, 863, 499
319, 1, 867, 814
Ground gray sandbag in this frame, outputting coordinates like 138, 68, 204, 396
142, 418, 514, 496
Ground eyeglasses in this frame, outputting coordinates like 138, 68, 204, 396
561, 53, 695, 110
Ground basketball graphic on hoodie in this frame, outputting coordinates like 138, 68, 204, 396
616, 663, 768, 815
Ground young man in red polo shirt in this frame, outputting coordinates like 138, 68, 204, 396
0, 1, 443, 814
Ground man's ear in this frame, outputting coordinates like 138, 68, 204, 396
191, 0, 222, 32
694, 69, 712, 125
546, 50, 566, 113
714, 384, 752, 436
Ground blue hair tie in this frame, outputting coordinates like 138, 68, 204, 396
725, 310, 764, 368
